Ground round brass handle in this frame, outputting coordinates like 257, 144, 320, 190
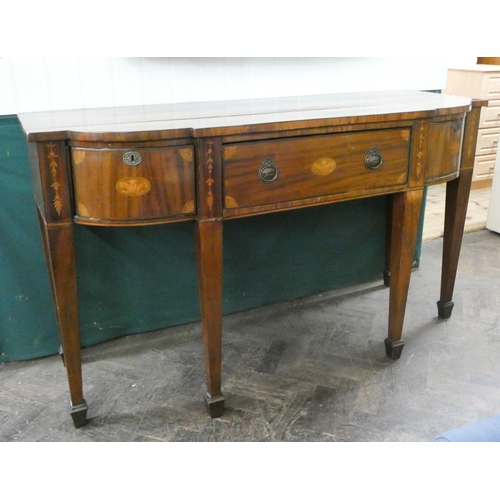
258, 158, 279, 183
365, 147, 383, 170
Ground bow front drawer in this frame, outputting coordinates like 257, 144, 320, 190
222, 128, 410, 214
71, 146, 196, 224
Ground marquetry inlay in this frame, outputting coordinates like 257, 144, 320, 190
72, 150, 86, 165
115, 176, 151, 196
77, 203, 90, 217
182, 200, 195, 214
225, 196, 238, 208
311, 158, 336, 176
179, 148, 193, 162
223, 146, 237, 160
47, 143, 63, 216
416, 123, 425, 180
206, 140, 215, 211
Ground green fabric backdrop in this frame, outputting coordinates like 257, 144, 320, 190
0, 115, 425, 362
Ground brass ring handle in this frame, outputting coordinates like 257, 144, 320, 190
259, 158, 279, 183
365, 147, 383, 170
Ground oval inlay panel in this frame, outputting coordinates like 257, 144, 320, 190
116, 176, 151, 197
311, 157, 336, 176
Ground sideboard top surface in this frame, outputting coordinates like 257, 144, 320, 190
18, 90, 472, 142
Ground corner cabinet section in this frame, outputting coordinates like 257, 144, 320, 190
70, 144, 197, 225
424, 117, 465, 185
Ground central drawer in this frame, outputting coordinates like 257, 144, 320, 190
223, 128, 410, 212
71, 145, 196, 224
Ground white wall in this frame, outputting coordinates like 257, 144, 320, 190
0, 57, 476, 115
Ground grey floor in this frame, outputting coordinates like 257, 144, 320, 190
1, 229, 500, 442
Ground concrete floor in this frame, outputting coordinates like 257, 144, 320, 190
1, 228, 499, 442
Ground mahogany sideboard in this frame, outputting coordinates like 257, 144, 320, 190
18, 90, 483, 428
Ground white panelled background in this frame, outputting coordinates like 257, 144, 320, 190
0, 57, 477, 115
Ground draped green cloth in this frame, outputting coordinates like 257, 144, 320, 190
0, 115, 424, 362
